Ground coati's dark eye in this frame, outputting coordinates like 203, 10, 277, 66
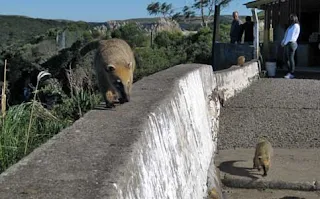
114, 79, 123, 89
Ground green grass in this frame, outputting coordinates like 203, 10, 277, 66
0, 102, 68, 171
0, 89, 101, 172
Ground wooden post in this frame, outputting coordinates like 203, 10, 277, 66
1, 59, 7, 117
150, 31, 153, 48
252, 8, 259, 60
215, 5, 221, 42
211, 4, 221, 71
263, 7, 270, 62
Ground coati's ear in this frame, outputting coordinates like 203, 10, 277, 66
126, 62, 133, 69
106, 65, 116, 72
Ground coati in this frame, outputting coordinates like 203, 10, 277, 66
237, 56, 245, 66
79, 38, 136, 108
208, 188, 220, 199
253, 139, 273, 177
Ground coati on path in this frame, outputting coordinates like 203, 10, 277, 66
253, 138, 273, 177
237, 56, 245, 66
79, 38, 136, 108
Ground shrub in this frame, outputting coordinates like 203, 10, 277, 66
219, 23, 231, 43
51, 90, 101, 121
83, 30, 93, 42
134, 47, 170, 81
111, 22, 150, 48
153, 30, 184, 48
184, 27, 213, 64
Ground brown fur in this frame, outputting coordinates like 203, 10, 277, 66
208, 188, 220, 199
79, 38, 136, 108
237, 56, 245, 66
253, 139, 273, 177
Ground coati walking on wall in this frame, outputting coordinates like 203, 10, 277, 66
79, 38, 136, 108
253, 139, 273, 177
237, 56, 245, 66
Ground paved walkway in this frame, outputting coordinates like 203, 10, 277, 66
216, 78, 320, 199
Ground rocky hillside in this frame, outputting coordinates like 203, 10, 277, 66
0, 15, 92, 51
0, 14, 233, 50
0, 14, 237, 105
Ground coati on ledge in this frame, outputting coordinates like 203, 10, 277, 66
79, 38, 136, 108
237, 56, 245, 66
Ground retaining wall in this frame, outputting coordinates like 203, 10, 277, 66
214, 43, 255, 70
0, 61, 260, 199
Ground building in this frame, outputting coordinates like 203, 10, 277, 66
245, 0, 320, 68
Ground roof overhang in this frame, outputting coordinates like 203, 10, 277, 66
244, 0, 279, 9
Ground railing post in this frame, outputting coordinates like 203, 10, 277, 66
212, 4, 221, 71
251, 8, 260, 60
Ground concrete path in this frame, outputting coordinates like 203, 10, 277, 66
216, 78, 320, 198
216, 149, 320, 190
222, 188, 320, 199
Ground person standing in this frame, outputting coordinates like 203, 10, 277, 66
230, 11, 243, 44
240, 16, 254, 45
281, 13, 300, 79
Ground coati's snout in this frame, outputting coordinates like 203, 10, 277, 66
106, 64, 132, 105
114, 79, 129, 104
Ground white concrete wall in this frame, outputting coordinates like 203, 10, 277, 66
0, 62, 260, 199
113, 61, 260, 199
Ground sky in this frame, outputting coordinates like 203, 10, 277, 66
0, 0, 253, 22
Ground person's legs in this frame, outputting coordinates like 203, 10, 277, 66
284, 42, 297, 79
284, 45, 291, 78
288, 42, 298, 75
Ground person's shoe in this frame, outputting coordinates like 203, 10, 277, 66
284, 73, 291, 79
289, 74, 295, 79
284, 73, 294, 79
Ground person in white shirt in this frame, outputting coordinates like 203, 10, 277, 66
281, 14, 300, 79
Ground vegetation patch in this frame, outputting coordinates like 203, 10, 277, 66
0, 7, 235, 172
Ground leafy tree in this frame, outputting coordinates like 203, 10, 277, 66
184, 0, 233, 27
82, 31, 93, 42
185, 27, 213, 64
147, 1, 233, 27
153, 31, 184, 48
181, 6, 196, 22
147, 2, 175, 19
111, 23, 149, 48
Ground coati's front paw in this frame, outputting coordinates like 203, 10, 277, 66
118, 97, 128, 104
105, 102, 115, 109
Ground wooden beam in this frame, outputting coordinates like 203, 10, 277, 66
263, 6, 271, 61
252, 8, 260, 59
211, 4, 220, 71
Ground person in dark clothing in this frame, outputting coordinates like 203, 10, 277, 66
240, 16, 254, 45
230, 11, 242, 44
23, 77, 32, 102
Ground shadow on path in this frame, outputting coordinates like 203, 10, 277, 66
218, 160, 259, 180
